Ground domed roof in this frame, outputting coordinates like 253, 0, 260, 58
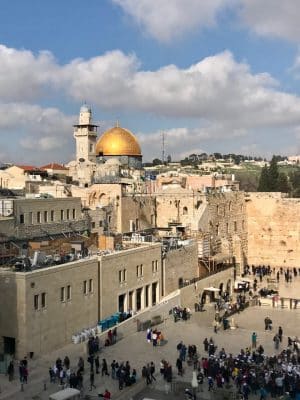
96, 125, 142, 157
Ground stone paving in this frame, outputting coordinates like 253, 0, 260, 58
0, 274, 299, 400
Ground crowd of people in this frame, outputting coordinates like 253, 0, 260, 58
171, 335, 300, 399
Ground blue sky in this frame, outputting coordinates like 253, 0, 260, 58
1, 0, 300, 163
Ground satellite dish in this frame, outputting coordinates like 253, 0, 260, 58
79, 158, 85, 163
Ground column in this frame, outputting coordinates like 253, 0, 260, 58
141, 287, 145, 310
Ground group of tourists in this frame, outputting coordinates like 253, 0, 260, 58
146, 328, 165, 346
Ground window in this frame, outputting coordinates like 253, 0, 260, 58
119, 269, 126, 283
242, 220, 245, 230
37, 211, 41, 223
92, 222, 96, 229
216, 224, 219, 236
50, 210, 55, 222
41, 292, 46, 308
83, 280, 88, 294
89, 279, 93, 293
66, 209, 70, 220
152, 260, 158, 273
90, 144, 93, 152
136, 264, 143, 277
99, 221, 103, 227
61, 210, 64, 220
20, 214, 24, 224
183, 206, 188, 215
34, 294, 39, 310
72, 209, 76, 219
29, 212, 33, 224
67, 285, 71, 300
135, 218, 139, 230
226, 223, 229, 234
60, 287, 65, 302
44, 211, 48, 223
234, 221, 237, 232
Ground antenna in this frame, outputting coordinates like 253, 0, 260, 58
161, 131, 165, 164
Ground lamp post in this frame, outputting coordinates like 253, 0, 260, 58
191, 370, 198, 399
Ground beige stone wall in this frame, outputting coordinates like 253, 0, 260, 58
120, 196, 156, 233
100, 244, 162, 319
246, 193, 300, 267
155, 188, 207, 231
0, 258, 99, 357
180, 267, 234, 308
206, 192, 248, 269
163, 241, 199, 295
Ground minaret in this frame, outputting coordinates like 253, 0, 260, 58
73, 105, 98, 163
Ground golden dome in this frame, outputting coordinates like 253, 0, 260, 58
96, 126, 142, 157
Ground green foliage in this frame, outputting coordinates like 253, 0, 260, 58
258, 156, 290, 193
152, 158, 162, 166
257, 165, 270, 192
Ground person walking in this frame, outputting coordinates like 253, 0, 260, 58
252, 332, 257, 349
150, 361, 156, 381
95, 355, 100, 374
176, 357, 183, 376
111, 360, 116, 379
89, 370, 96, 391
102, 358, 109, 376
7, 361, 14, 381
273, 333, 280, 350
278, 326, 283, 342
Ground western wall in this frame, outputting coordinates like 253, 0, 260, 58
246, 192, 300, 267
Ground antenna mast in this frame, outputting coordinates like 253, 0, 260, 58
161, 131, 165, 164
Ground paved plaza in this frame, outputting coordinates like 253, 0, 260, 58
0, 275, 300, 400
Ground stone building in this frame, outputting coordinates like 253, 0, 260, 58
246, 192, 300, 268
0, 197, 88, 241
0, 240, 198, 357
155, 188, 247, 272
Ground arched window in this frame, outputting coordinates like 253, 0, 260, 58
183, 206, 188, 215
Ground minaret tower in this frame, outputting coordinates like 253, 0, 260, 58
73, 105, 98, 163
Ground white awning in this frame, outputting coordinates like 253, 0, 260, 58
204, 287, 220, 292
236, 277, 252, 283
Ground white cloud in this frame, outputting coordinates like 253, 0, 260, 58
112, 0, 231, 42
59, 49, 300, 131
138, 124, 247, 160
239, 0, 300, 43
0, 45, 57, 101
1, 44, 300, 161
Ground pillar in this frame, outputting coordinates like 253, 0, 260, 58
141, 287, 145, 310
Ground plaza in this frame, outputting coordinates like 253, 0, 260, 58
0, 274, 299, 400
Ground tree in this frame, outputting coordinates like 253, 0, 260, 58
277, 172, 290, 193
152, 158, 162, 166
268, 156, 279, 191
257, 165, 270, 191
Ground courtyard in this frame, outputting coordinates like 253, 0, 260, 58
0, 275, 299, 399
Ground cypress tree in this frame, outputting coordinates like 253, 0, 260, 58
268, 155, 279, 191
258, 164, 270, 191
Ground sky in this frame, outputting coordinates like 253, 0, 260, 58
1, 0, 300, 164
